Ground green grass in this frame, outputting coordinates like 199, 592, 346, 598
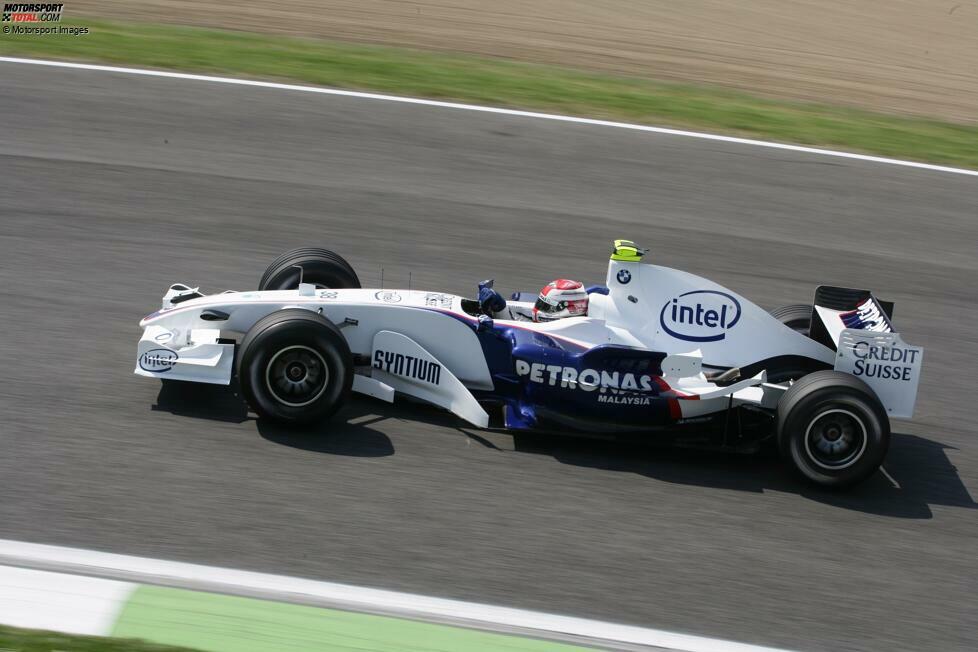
2, 19, 976, 169
112, 584, 591, 652
0, 623, 201, 652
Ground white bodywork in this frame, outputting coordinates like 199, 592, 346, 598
135, 254, 922, 425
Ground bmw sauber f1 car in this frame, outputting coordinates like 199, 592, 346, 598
136, 241, 923, 488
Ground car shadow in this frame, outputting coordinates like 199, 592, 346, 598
151, 382, 394, 457
152, 383, 972, 517
256, 409, 395, 458
152, 380, 251, 423
508, 430, 975, 519
806, 432, 975, 518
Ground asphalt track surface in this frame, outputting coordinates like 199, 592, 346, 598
0, 63, 975, 652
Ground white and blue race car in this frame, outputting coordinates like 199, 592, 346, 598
136, 241, 923, 488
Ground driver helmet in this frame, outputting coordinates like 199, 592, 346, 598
533, 279, 589, 322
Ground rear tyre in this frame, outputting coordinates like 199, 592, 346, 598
259, 247, 360, 291
776, 370, 889, 488
769, 303, 813, 335
764, 304, 818, 382
237, 309, 353, 425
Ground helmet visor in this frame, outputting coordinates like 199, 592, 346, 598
534, 297, 587, 316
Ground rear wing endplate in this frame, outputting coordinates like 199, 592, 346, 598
834, 329, 923, 418
812, 286, 922, 418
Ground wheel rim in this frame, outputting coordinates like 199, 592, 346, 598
265, 345, 329, 407
804, 408, 868, 470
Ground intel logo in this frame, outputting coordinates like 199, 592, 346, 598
139, 348, 179, 372
659, 290, 741, 342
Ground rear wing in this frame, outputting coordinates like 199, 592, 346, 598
810, 286, 894, 350
812, 286, 923, 418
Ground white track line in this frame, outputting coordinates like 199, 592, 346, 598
0, 538, 791, 652
1, 56, 975, 178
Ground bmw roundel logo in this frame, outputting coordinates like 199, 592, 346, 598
616, 269, 632, 284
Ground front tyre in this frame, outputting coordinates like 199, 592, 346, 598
259, 247, 360, 291
237, 309, 353, 425
776, 370, 889, 488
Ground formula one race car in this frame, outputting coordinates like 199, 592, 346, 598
136, 241, 923, 488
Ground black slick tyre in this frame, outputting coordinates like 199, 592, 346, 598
776, 370, 889, 488
259, 247, 360, 291
237, 309, 353, 425
769, 303, 813, 334
764, 304, 819, 382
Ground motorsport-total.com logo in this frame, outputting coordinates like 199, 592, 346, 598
2, 3, 63, 21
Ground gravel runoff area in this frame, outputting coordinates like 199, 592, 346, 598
68, 0, 978, 123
